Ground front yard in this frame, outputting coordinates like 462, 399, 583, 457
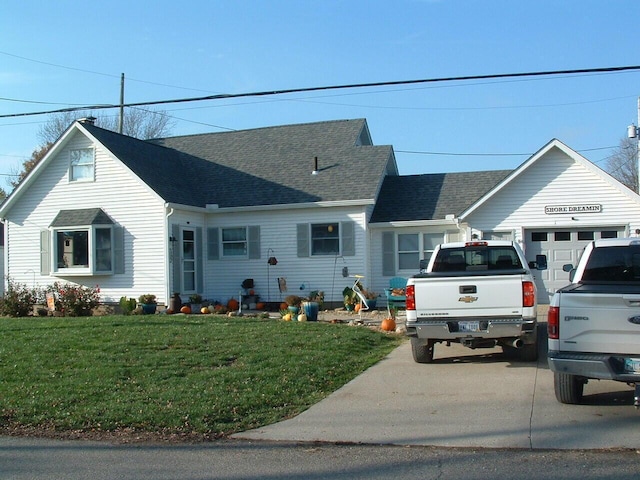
0, 315, 402, 441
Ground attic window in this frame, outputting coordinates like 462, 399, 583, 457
69, 148, 95, 181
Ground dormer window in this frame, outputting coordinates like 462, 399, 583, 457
70, 148, 94, 181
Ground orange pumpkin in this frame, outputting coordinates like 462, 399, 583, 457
227, 298, 239, 311
256, 302, 265, 310
166, 308, 174, 314
279, 302, 288, 311
180, 305, 191, 314
354, 304, 361, 313
380, 317, 396, 332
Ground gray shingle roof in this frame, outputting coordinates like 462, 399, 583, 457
370, 170, 512, 222
50, 208, 114, 227
84, 119, 393, 209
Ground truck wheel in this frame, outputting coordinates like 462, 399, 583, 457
554, 372, 584, 404
411, 338, 434, 363
519, 341, 538, 362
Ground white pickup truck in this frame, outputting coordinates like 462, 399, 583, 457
405, 240, 547, 363
548, 237, 640, 407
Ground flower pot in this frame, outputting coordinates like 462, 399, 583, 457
141, 303, 157, 315
287, 306, 299, 315
344, 304, 354, 312
302, 301, 319, 321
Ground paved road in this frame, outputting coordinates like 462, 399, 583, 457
234, 325, 640, 450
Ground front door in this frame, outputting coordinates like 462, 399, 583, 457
182, 229, 196, 293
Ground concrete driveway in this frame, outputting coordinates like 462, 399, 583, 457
234, 322, 640, 449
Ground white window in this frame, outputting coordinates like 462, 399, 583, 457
423, 233, 441, 265
222, 227, 247, 257
70, 148, 95, 181
54, 226, 114, 274
311, 223, 340, 255
398, 234, 419, 270
397, 232, 444, 271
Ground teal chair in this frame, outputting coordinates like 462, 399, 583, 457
384, 277, 407, 309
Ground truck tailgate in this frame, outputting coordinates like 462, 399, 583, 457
558, 291, 640, 354
414, 274, 524, 318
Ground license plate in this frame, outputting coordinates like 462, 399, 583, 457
459, 321, 480, 332
624, 358, 640, 374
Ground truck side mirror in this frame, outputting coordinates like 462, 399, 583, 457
419, 259, 429, 271
528, 255, 547, 270
562, 263, 576, 282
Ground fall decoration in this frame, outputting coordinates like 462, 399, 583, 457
180, 305, 191, 314
200, 307, 209, 314
256, 302, 265, 310
380, 317, 396, 332
227, 298, 239, 311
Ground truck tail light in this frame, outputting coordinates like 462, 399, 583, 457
522, 281, 535, 307
405, 284, 415, 311
547, 306, 559, 339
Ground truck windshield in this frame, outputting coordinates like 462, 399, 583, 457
582, 245, 640, 282
431, 246, 523, 272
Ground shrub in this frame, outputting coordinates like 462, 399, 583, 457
0, 278, 39, 317
45, 282, 101, 317
119, 296, 137, 315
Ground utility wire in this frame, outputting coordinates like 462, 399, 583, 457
2, 64, 640, 119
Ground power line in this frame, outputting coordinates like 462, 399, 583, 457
2, 64, 640, 119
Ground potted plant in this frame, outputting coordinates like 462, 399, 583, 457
189, 293, 203, 313
363, 289, 378, 309
285, 294, 302, 314
342, 286, 358, 311
138, 294, 157, 315
302, 290, 324, 321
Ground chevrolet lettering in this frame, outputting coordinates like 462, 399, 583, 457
458, 295, 478, 303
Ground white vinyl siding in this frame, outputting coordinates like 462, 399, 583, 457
3, 130, 169, 304
206, 208, 367, 305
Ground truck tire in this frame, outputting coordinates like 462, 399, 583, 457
554, 372, 584, 404
411, 338, 434, 363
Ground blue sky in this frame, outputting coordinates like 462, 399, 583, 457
1, 1, 639, 190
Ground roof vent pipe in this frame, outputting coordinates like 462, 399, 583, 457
312, 156, 318, 175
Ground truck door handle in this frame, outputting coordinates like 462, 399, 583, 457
460, 285, 477, 294
623, 295, 640, 307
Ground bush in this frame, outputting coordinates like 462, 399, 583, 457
0, 278, 39, 317
119, 296, 137, 315
45, 282, 101, 317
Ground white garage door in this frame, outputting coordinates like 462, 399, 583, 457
524, 227, 624, 303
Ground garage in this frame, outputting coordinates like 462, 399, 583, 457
524, 227, 625, 302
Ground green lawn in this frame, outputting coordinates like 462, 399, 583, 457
0, 315, 403, 439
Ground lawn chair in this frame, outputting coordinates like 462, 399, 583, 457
384, 277, 407, 309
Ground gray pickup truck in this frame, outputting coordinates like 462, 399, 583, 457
548, 237, 640, 407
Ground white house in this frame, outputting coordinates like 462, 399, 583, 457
1, 118, 639, 308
